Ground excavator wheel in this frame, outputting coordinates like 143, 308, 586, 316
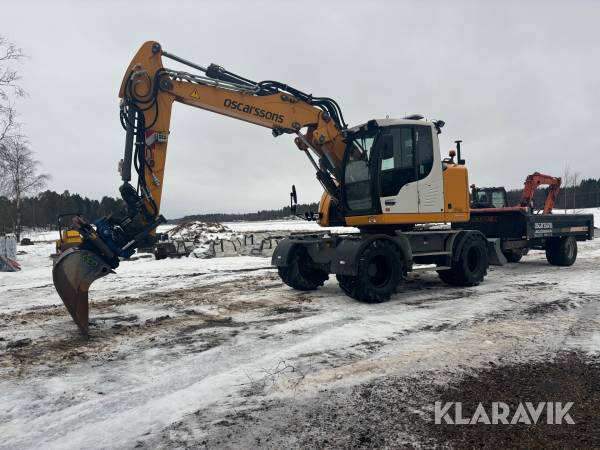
278, 246, 329, 291
545, 236, 577, 266
336, 240, 402, 303
438, 232, 488, 286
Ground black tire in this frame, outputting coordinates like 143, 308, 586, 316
438, 232, 488, 286
336, 273, 354, 297
336, 240, 402, 303
545, 236, 577, 266
503, 249, 523, 263
278, 246, 329, 291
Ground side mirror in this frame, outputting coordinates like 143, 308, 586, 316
434, 120, 445, 134
290, 184, 298, 215
380, 134, 394, 160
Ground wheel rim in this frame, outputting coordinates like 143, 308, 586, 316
466, 246, 482, 273
367, 255, 392, 288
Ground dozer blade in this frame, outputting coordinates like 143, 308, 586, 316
52, 247, 113, 335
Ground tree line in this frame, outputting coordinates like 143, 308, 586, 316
0, 189, 316, 230
174, 202, 321, 224
0, 190, 124, 233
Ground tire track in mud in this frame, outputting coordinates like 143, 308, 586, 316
243, 267, 600, 400
147, 301, 600, 450
0, 267, 279, 323
3, 263, 598, 381
0, 271, 323, 379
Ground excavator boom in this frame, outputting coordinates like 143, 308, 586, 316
519, 172, 561, 214
53, 41, 348, 334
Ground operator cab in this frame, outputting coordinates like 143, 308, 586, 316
341, 118, 444, 217
470, 186, 508, 209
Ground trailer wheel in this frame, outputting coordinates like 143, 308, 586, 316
438, 232, 488, 286
503, 249, 523, 263
336, 240, 402, 303
278, 246, 329, 291
545, 236, 577, 266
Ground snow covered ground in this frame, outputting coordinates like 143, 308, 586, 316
223, 219, 351, 234
0, 216, 599, 449
555, 206, 600, 224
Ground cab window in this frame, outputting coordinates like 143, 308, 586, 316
491, 191, 506, 208
380, 127, 416, 197
344, 132, 376, 211
415, 125, 433, 180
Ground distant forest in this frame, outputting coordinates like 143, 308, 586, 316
0, 189, 318, 231
174, 203, 320, 224
0, 190, 124, 233
1, 177, 599, 232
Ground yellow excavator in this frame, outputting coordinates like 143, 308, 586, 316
54, 213, 83, 255
53, 41, 491, 335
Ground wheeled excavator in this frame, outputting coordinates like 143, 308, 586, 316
53, 41, 492, 334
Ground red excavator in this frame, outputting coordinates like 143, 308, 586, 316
462, 172, 593, 264
470, 172, 561, 214
518, 172, 561, 214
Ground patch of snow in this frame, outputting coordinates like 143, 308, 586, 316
224, 219, 354, 234
1, 221, 599, 449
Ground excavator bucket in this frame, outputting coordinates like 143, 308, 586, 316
52, 247, 113, 335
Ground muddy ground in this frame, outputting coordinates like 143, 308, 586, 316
1, 238, 600, 449
180, 352, 600, 450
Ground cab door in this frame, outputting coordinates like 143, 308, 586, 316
378, 127, 419, 214
342, 130, 381, 216
414, 125, 444, 213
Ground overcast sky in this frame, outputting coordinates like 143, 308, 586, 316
2, 0, 599, 218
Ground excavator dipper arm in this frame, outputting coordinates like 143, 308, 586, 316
53, 41, 348, 334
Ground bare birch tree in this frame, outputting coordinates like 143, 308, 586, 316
0, 36, 25, 145
0, 138, 49, 240
0, 36, 25, 101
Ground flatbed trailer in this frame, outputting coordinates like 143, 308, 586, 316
454, 207, 594, 264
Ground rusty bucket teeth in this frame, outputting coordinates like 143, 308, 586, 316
52, 248, 112, 335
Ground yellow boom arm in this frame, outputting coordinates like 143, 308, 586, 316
119, 41, 346, 219
52, 41, 350, 334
